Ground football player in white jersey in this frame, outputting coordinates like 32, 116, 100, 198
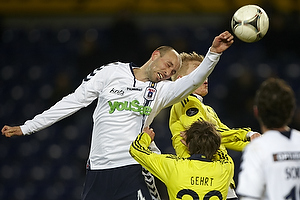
2, 31, 234, 200
237, 78, 300, 200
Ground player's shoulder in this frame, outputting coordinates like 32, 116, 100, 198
163, 154, 187, 166
99, 62, 134, 78
291, 128, 300, 136
178, 94, 200, 107
165, 154, 182, 160
245, 130, 282, 151
170, 95, 196, 113
171, 95, 203, 116
90, 62, 125, 74
244, 132, 268, 149
101, 62, 129, 70
289, 129, 300, 145
265, 129, 300, 142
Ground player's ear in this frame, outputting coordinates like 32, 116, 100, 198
151, 50, 160, 61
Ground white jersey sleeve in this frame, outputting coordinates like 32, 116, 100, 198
143, 49, 221, 127
163, 48, 220, 108
20, 66, 108, 135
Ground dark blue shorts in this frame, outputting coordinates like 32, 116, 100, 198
81, 164, 152, 200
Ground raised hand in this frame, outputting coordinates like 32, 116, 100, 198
210, 31, 234, 54
180, 131, 187, 147
142, 127, 155, 141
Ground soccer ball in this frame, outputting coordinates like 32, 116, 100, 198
231, 5, 269, 43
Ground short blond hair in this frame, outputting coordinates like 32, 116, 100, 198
171, 52, 204, 81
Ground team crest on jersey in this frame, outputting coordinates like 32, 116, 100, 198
186, 107, 199, 116
144, 87, 156, 101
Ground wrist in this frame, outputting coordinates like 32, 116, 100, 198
209, 47, 222, 54
246, 131, 256, 138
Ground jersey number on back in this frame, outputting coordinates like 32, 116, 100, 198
285, 185, 300, 200
177, 189, 223, 200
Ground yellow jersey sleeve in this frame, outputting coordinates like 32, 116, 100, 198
130, 132, 235, 200
130, 132, 173, 181
169, 103, 190, 158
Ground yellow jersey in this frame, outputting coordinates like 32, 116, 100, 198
169, 94, 251, 157
130, 132, 234, 200
169, 94, 252, 192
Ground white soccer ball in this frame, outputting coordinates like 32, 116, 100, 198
231, 5, 269, 43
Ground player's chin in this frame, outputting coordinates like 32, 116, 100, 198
150, 77, 160, 83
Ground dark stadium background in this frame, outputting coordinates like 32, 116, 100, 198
1, 0, 300, 199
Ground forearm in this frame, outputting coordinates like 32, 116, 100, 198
165, 49, 221, 107
223, 141, 249, 151
20, 93, 86, 135
130, 133, 152, 162
220, 128, 251, 151
130, 132, 171, 182
170, 122, 190, 157
171, 134, 190, 157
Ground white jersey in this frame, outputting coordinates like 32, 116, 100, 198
237, 129, 300, 200
20, 49, 220, 170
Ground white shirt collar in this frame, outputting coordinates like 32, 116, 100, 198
192, 93, 203, 103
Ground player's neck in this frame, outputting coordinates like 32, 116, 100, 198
262, 125, 290, 133
133, 68, 149, 82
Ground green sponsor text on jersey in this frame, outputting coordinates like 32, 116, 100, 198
108, 100, 152, 115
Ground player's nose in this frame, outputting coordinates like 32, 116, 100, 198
164, 68, 175, 78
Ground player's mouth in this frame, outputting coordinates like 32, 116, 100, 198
157, 72, 164, 80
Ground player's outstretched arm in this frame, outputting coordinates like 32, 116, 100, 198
210, 31, 234, 54
2, 125, 23, 137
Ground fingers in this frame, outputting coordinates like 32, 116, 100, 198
1, 126, 22, 138
219, 31, 234, 43
143, 126, 155, 135
2, 126, 12, 137
179, 131, 187, 147
250, 133, 261, 141
1, 125, 8, 134
1, 125, 10, 136
226, 34, 234, 43
180, 139, 187, 147
144, 127, 153, 132
149, 128, 154, 134
210, 31, 234, 53
143, 126, 150, 132
143, 127, 155, 141
216, 31, 234, 43
180, 131, 186, 139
